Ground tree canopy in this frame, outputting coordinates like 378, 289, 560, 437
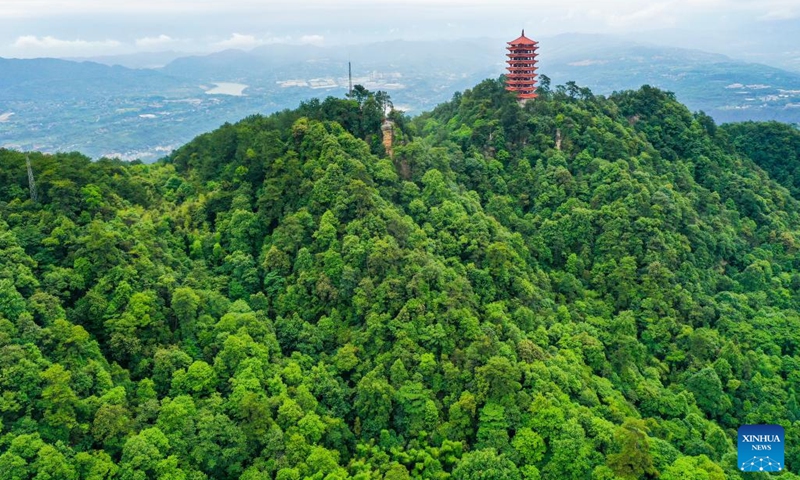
1, 79, 799, 479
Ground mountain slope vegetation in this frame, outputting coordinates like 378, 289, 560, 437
0, 79, 799, 479
721, 121, 800, 199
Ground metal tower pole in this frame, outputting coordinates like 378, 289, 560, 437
348, 61, 353, 96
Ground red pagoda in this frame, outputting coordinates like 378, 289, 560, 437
505, 30, 539, 100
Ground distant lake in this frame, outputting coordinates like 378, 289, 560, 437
205, 83, 248, 96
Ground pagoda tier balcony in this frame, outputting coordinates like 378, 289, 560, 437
505, 30, 539, 101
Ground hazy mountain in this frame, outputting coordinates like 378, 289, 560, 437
0, 57, 194, 100
66, 51, 196, 69
540, 34, 800, 123
617, 21, 800, 74
155, 34, 800, 123
2, 34, 800, 161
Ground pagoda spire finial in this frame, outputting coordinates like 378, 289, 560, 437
522, 29, 525, 37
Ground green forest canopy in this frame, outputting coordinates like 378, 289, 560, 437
1, 79, 800, 479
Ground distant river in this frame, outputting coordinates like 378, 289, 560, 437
205, 83, 248, 96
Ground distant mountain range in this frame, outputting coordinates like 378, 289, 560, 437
0, 57, 193, 100
2, 34, 799, 161
541, 34, 800, 123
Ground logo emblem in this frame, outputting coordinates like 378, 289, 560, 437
738, 425, 785, 472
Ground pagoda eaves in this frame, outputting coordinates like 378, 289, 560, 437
505, 29, 539, 100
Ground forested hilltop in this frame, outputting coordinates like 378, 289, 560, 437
1, 78, 800, 480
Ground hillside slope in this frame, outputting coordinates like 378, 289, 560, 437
721, 121, 800, 199
0, 81, 799, 479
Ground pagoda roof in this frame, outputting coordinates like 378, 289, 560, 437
508, 30, 538, 46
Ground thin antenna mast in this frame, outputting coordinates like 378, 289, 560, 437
26, 155, 38, 202
348, 61, 353, 96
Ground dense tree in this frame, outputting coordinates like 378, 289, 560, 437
452, 449, 520, 480
606, 419, 657, 480
1, 80, 799, 478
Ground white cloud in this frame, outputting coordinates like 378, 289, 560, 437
759, 8, 800, 20
299, 34, 325, 46
605, 2, 677, 28
1, 0, 796, 59
213, 33, 263, 49
211, 33, 324, 50
0, 0, 242, 18
13, 35, 121, 50
135, 34, 176, 48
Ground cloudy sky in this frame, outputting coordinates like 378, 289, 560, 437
0, 0, 797, 67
